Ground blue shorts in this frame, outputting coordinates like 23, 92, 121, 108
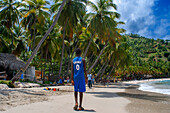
74, 78, 86, 92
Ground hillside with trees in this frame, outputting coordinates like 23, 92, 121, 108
119, 34, 170, 80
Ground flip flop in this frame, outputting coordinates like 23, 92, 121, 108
78, 106, 84, 111
73, 104, 78, 110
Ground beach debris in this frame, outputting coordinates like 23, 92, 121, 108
43, 87, 59, 91
0, 84, 9, 89
14, 82, 40, 88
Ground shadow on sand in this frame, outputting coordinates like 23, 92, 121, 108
75, 109, 96, 112
86, 91, 119, 98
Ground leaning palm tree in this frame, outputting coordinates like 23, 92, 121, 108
86, 0, 125, 73
83, 0, 120, 58
0, 0, 21, 52
11, 0, 67, 83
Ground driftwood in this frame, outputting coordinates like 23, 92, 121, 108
0, 53, 25, 71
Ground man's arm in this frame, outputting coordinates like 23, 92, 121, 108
71, 60, 74, 85
82, 58, 88, 83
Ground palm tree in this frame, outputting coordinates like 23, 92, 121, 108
21, 0, 50, 50
35, 17, 61, 60
83, 0, 120, 58
12, 25, 27, 56
0, 0, 21, 52
11, 0, 67, 83
0, 21, 10, 52
51, 0, 87, 76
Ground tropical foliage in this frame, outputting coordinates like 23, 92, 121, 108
0, 0, 169, 83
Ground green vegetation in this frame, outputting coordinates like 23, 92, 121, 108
0, 80, 15, 88
0, 0, 169, 83
120, 34, 170, 80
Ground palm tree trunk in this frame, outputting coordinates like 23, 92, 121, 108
95, 62, 106, 79
87, 53, 94, 70
41, 62, 43, 80
67, 44, 71, 76
29, 30, 33, 51
64, 57, 66, 75
88, 40, 108, 73
10, 29, 14, 53
106, 66, 114, 78
100, 62, 109, 77
66, 39, 79, 76
83, 31, 95, 58
59, 18, 68, 76
51, 61, 53, 75
11, 0, 67, 83
33, 17, 36, 50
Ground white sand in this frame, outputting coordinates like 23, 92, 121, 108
0, 85, 130, 113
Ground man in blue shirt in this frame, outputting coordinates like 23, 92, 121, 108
71, 48, 87, 111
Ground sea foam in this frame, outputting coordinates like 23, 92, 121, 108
138, 80, 170, 95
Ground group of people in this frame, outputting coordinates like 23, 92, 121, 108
87, 73, 95, 88
58, 76, 70, 85
0, 73, 7, 80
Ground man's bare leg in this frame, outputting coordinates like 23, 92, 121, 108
79, 92, 83, 107
73, 91, 78, 110
74, 91, 78, 105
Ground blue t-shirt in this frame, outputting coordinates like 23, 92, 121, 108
73, 57, 84, 80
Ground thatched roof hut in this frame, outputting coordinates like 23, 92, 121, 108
0, 53, 25, 71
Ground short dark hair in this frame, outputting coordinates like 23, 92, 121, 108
76, 48, 81, 55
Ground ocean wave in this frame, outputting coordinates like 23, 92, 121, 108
138, 80, 170, 95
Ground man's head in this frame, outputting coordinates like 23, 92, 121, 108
76, 48, 81, 56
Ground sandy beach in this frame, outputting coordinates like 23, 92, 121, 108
0, 85, 130, 113
0, 78, 170, 113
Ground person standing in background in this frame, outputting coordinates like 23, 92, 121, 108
92, 75, 95, 85
87, 73, 92, 88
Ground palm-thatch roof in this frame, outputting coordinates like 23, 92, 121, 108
0, 53, 25, 71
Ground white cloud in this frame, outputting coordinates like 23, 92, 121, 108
112, 0, 156, 36
154, 19, 170, 36
88, 0, 157, 38
163, 35, 170, 40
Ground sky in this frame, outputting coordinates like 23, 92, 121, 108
18, 0, 170, 40
89, 0, 170, 40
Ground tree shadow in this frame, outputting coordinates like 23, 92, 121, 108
86, 92, 119, 98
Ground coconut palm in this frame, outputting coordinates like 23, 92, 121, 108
0, 0, 21, 52
11, 0, 67, 83
51, 0, 87, 76
11, 25, 27, 56
87, 22, 125, 73
21, 0, 50, 50
83, 0, 120, 58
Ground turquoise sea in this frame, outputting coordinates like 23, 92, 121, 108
138, 80, 170, 95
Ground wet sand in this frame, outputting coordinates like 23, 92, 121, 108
118, 84, 170, 113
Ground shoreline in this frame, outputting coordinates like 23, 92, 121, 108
117, 82, 170, 113
122, 78, 170, 84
